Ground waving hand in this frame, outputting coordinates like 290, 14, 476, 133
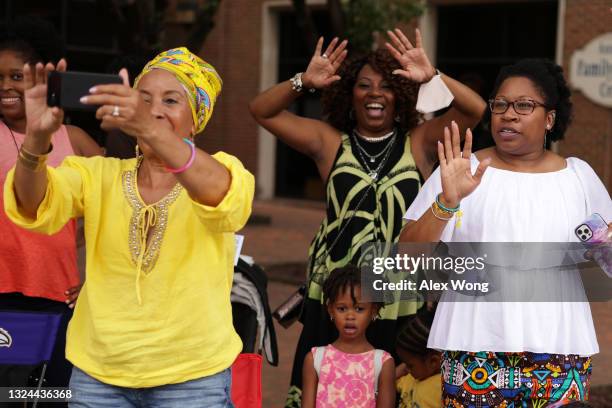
302, 37, 348, 89
385, 28, 436, 83
438, 121, 490, 207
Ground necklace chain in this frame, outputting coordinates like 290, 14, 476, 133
352, 132, 396, 180
352, 129, 396, 163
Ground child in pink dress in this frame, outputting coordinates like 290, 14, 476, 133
301, 265, 396, 408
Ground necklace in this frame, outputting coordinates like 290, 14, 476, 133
354, 134, 396, 180
353, 129, 395, 142
352, 129, 396, 163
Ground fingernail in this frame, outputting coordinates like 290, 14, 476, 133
89, 86, 97, 93
80, 96, 88, 103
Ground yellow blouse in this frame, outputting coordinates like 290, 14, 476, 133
3, 153, 254, 388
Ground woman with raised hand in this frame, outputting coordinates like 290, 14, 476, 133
0, 17, 100, 396
402, 59, 611, 406
4, 47, 254, 407
249, 28, 486, 406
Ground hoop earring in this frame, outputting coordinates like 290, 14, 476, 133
543, 130, 547, 150
394, 115, 400, 123
349, 109, 355, 121
135, 144, 140, 157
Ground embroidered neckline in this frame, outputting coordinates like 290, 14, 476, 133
122, 157, 183, 274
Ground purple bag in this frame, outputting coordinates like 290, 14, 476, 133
0, 311, 61, 365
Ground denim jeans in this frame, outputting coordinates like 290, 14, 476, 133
68, 366, 234, 408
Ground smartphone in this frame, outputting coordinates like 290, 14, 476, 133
576, 213, 609, 243
575, 213, 612, 277
47, 71, 122, 111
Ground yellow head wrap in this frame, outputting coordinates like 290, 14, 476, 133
134, 47, 222, 134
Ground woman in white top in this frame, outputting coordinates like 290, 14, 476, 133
401, 59, 612, 406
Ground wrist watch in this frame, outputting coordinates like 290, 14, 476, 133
290, 72, 315, 93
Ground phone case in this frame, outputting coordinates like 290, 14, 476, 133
575, 213, 609, 243
575, 213, 611, 277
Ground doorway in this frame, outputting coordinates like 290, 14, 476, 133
435, 0, 558, 150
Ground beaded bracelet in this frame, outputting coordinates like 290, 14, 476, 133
165, 138, 196, 174
435, 193, 460, 213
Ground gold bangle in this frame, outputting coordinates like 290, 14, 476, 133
18, 151, 48, 172
432, 200, 453, 217
20, 143, 53, 161
431, 202, 453, 221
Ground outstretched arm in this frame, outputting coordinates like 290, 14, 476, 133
83, 70, 248, 208
249, 37, 347, 163
13, 61, 66, 218
386, 29, 486, 169
400, 122, 489, 243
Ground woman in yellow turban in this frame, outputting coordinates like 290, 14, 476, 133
4, 48, 254, 407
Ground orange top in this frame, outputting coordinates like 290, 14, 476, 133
0, 122, 79, 302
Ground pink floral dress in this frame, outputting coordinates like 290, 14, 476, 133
313, 345, 392, 408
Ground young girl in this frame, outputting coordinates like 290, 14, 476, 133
301, 265, 396, 408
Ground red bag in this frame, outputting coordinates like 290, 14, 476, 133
231, 353, 262, 408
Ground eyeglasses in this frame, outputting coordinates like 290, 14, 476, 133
488, 98, 548, 115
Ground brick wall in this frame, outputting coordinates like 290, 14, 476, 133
195, 0, 265, 177
561, 0, 612, 191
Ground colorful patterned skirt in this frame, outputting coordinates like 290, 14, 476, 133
442, 351, 592, 408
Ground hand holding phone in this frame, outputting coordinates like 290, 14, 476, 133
575, 213, 612, 277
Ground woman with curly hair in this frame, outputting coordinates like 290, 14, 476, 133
0, 17, 100, 396
402, 59, 611, 406
249, 29, 486, 406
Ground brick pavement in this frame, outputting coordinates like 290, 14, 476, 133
243, 199, 612, 406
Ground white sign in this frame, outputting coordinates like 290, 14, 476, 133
570, 32, 612, 108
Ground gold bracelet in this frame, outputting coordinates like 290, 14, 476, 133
18, 151, 48, 172
432, 200, 453, 217
20, 143, 53, 161
18, 144, 52, 172
430, 202, 453, 221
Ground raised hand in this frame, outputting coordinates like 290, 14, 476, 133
438, 121, 490, 207
301, 37, 348, 89
385, 28, 436, 84
23, 60, 66, 140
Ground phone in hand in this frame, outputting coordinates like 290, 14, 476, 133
575, 213, 612, 277
47, 71, 122, 111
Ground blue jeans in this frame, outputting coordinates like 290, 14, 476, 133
68, 366, 234, 408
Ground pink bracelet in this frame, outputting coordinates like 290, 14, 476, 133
165, 138, 196, 174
